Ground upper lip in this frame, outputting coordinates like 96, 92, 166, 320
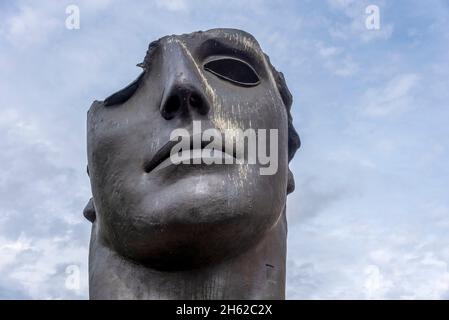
144, 134, 236, 173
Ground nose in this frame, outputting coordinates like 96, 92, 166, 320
159, 43, 211, 120
160, 82, 210, 120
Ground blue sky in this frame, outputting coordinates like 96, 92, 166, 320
0, 0, 448, 299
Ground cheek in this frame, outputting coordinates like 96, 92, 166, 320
87, 126, 144, 210
213, 85, 287, 128
212, 91, 289, 212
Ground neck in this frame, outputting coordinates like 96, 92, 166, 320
88, 211, 287, 299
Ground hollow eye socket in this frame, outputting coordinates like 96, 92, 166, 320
204, 57, 260, 87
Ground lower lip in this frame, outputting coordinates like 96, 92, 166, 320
152, 149, 235, 173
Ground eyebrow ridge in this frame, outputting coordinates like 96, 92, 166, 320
201, 36, 264, 63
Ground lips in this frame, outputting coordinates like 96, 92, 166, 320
143, 134, 236, 174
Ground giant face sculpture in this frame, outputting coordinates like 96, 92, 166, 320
86, 28, 299, 271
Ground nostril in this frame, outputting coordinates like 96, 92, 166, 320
162, 95, 181, 119
189, 93, 202, 108
189, 93, 208, 115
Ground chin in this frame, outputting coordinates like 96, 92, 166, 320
102, 193, 278, 270
97, 166, 286, 270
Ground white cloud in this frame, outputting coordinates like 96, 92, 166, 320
363, 265, 392, 299
334, 56, 359, 77
327, 0, 394, 43
79, 0, 112, 11
7, 236, 88, 299
0, 234, 32, 270
327, 0, 357, 10
318, 44, 343, 57
362, 73, 419, 116
155, 0, 188, 12
0, 105, 90, 299
288, 213, 449, 299
1, 5, 60, 48
315, 42, 359, 77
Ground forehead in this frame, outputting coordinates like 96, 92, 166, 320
156, 29, 265, 62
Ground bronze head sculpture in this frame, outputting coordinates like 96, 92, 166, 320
84, 28, 300, 299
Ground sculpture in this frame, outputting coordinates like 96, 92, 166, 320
83, 28, 300, 299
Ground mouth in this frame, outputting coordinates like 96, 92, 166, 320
143, 134, 237, 174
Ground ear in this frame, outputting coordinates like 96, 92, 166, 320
83, 197, 96, 223
287, 168, 295, 194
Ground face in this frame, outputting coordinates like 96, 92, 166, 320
87, 29, 290, 270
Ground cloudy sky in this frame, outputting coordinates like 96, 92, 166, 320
0, 0, 448, 299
